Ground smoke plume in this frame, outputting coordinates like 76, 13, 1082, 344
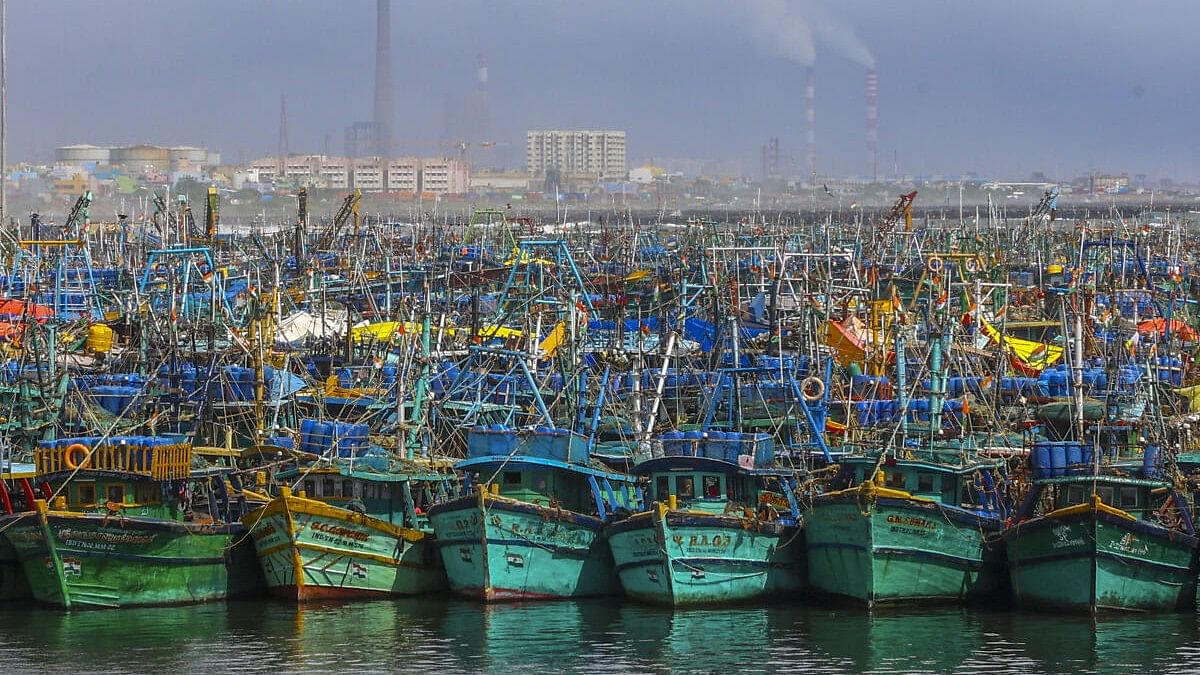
747, 0, 874, 69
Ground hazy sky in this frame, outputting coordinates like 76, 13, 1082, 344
10, 1, 1200, 180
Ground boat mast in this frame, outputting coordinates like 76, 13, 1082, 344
1, 0, 6, 226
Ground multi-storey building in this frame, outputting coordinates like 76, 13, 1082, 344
526, 130, 626, 179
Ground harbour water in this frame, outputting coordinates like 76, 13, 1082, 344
1, 599, 1197, 673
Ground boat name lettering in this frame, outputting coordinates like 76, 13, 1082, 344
885, 514, 937, 531
309, 522, 370, 542
56, 528, 156, 547
1109, 532, 1150, 556
1051, 525, 1084, 549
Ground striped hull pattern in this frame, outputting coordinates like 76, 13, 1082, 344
0, 508, 251, 609
805, 494, 1002, 605
606, 508, 804, 606
1003, 507, 1198, 612
242, 494, 445, 601
427, 491, 618, 601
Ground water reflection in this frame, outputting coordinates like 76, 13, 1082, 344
0, 596, 1197, 673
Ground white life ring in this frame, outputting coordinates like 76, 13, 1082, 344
801, 376, 825, 402
964, 257, 981, 273
926, 256, 944, 273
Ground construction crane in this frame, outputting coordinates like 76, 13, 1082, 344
64, 190, 93, 239
1029, 186, 1059, 224
879, 190, 918, 236
318, 189, 362, 250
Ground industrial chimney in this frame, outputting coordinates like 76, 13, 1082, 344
373, 0, 394, 158
805, 66, 815, 181
866, 68, 878, 182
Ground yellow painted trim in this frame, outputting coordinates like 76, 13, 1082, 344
1045, 494, 1135, 522
249, 493, 425, 542
820, 483, 933, 503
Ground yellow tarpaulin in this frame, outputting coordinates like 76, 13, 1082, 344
980, 319, 1063, 374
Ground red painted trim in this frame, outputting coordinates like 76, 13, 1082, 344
268, 584, 391, 602
19, 479, 36, 510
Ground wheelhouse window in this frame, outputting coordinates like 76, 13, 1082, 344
677, 476, 696, 499
1096, 486, 1115, 505
886, 472, 906, 489
702, 475, 721, 498
344, 480, 355, 498
656, 476, 670, 500
1066, 484, 1086, 505
503, 471, 522, 486
323, 479, 335, 497
305, 480, 315, 497
917, 473, 935, 492
135, 483, 157, 504
1118, 487, 1139, 509
77, 482, 96, 505
107, 484, 125, 504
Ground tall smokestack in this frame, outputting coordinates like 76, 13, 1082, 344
866, 68, 878, 182
373, 0, 393, 157
805, 66, 815, 181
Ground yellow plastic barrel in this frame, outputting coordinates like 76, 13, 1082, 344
86, 324, 115, 353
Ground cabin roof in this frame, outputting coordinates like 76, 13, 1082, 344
455, 454, 634, 482
1033, 475, 1167, 488
632, 455, 792, 477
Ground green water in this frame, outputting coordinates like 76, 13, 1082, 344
0, 599, 1197, 673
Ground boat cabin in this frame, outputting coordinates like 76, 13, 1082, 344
287, 464, 452, 531
1016, 475, 1191, 531
635, 455, 799, 522
839, 455, 1008, 518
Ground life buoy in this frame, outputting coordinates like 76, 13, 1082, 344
63, 443, 90, 470
926, 256, 944, 273
801, 376, 825, 402
964, 257, 981, 273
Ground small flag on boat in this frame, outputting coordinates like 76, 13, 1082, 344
62, 557, 82, 577
350, 562, 368, 579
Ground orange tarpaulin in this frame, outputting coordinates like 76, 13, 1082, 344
1137, 318, 1199, 342
0, 300, 53, 321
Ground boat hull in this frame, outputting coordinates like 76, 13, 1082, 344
427, 491, 618, 601
606, 507, 804, 606
1003, 506, 1197, 612
0, 535, 29, 601
0, 506, 252, 609
243, 493, 445, 601
805, 493, 1001, 605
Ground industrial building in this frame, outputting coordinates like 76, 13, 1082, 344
248, 155, 469, 195
526, 130, 626, 179
55, 144, 220, 171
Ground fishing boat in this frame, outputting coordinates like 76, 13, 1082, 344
1002, 441, 1197, 612
428, 424, 641, 601
242, 420, 449, 600
806, 324, 1010, 605
0, 436, 257, 608
606, 430, 804, 605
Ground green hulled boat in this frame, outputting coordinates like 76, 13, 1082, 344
427, 426, 640, 601
243, 456, 449, 600
805, 451, 1007, 605
1002, 471, 1198, 612
0, 437, 259, 608
606, 441, 805, 606
805, 330, 1009, 605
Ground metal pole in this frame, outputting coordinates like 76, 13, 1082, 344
1, 0, 7, 226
